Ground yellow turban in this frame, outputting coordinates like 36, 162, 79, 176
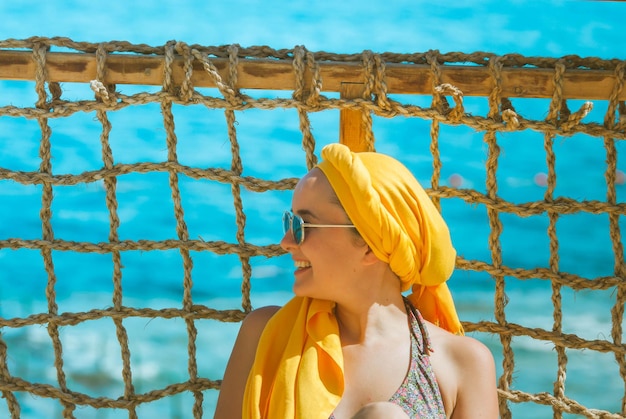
317, 143, 461, 332
242, 143, 462, 418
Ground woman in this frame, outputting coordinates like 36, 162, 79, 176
215, 143, 499, 418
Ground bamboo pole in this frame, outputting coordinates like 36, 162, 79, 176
0, 49, 624, 100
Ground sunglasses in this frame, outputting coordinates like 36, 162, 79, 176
282, 211, 356, 245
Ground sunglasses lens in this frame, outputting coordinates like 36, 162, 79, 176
292, 215, 303, 244
282, 212, 291, 235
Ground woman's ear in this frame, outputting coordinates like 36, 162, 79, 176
362, 246, 379, 266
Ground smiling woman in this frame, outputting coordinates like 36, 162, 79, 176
215, 143, 499, 419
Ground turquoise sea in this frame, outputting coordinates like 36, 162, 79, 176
1, 1, 625, 418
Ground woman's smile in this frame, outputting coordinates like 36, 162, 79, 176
294, 260, 312, 270
293, 260, 312, 278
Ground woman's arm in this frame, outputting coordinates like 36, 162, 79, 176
214, 305, 280, 419
449, 336, 499, 419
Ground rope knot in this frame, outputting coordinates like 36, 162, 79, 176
434, 83, 464, 122
174, 41, 196, 102
90, 80, 117, 106
502, 109, 520, 131
560, 101, 593, 132
292, 46, 323, 108
362, 50, 391, 111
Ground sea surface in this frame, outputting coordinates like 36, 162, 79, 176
1, 1, 625, 418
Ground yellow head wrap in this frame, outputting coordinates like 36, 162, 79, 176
242, 143, 462, 418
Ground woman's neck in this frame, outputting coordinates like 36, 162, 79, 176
333, 273, 406, 345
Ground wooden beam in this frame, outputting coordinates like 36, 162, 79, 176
339, 83, 369, 152
0, 49, 624, 100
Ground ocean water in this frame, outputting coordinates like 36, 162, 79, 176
1, 1, 625, 418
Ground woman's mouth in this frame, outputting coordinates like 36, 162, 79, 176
294, 260, 311, 270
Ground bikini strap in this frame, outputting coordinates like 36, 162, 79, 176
402, 296, 434, 356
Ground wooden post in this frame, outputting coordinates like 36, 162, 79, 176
339, 82, 369, 152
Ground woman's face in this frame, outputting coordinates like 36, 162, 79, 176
280, 168, 368, 300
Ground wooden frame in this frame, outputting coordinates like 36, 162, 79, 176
0, 50, 624, 100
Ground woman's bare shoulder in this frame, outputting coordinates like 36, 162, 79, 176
237, 305, 282, 346
427, 322, 494, 365
213, 305, 282, 419
243, 305, 282, 328
426, 322, 499, 418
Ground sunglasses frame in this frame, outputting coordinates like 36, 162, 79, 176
283, 211, 355, 245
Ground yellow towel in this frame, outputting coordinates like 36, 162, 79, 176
242, 143, 461, 418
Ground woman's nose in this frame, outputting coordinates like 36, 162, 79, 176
280, 229, 297, 251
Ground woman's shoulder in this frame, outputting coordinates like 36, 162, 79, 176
427, 321, 494, 365
425, 322, 499, 416
214, 305, 283, 418
240, 305, 282, 338
245, 304, 282, 321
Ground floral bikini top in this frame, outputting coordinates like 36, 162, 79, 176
330, 299, 446, 418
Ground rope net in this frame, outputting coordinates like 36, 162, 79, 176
0, 37, 624, 418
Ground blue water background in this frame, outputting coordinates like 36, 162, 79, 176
1, 1, 625, 418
